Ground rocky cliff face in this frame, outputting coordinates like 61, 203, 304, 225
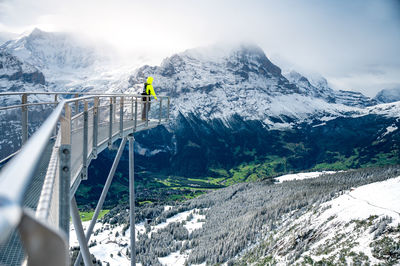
375, 87, 400, 103
0, 51, 45, 85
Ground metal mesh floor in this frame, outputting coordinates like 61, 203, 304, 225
0, 139, 54, 266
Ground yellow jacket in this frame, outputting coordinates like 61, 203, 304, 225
146, 76, 157, 100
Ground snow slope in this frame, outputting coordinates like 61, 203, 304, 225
246, 176, 400, 265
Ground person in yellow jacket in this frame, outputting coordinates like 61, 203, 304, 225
142, 76, 157, 121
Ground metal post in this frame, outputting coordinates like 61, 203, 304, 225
74, 93, 79, 115
109, 97, 113, 148
113, 96, 117, 125
131, 97, 134, 120
82, 101, 88, 180
141, 99, 144, 124
70, 197, 93, 266
159, 98, 162, 125
167, 97, 170, 122
74, 137, 128, 266
18, 210, 69, 266
59, 103, 71, 242
146, 96, 149, 128
134, 98, 137, 132
21, 93, 28, 145
53, 94, 58, 137
128, 134, 136, 266
92, 97, 99, 159
120, 96, 124, 137
74, 93, 79, 129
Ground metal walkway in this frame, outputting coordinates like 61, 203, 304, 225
0, 92, 170, 265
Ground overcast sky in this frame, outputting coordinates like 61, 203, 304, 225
0, 0, 399, 96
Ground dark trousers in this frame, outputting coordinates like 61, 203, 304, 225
142, 101, 151, 120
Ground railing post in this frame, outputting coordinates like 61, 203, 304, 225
120, 96, 124, 137
159, 98, 162, 125
21, 93, 28, 145
131, 97, 134, 121
146, 96, 149, 128
108, 97, 113, 148
167, 97, 170, 122
82, 101, 88, 180
134, 97, 138, 132
128, 134, 136, 266
141, 97, 144, 124
59, 103, 71, 243
93, 97, 99, 159
113, 96, 117, 123
74, 93, 79, 129
53, 94, 58, 137
74, 93, 79, 115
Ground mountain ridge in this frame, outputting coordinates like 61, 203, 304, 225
125, 43, 377, 128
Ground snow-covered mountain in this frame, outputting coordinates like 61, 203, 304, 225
126, 44, 377, 127
0, 28, 115, 89
1, 28, 98, 70
374, 87, 400, 103
285, 71, 377, 108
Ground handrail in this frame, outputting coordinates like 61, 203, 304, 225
0, 102, 59, 111
0, 101, 65, 204
0, 91, 165, 97
0, 100, 65, 244
0, 93, 168, 110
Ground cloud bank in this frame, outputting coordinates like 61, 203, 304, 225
0, 0, 399, 96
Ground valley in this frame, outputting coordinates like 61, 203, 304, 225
70, 166, 400, 265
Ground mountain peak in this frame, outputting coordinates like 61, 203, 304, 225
30, 27, 45, 36
374, 87, 400, 103
18, 27, 51, 42
233, 43, 265, 56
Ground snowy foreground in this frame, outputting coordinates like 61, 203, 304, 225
70, 172, 400, 265
244, 174, 400, 265
294, 176, 400, 264
70, 208, 206, 265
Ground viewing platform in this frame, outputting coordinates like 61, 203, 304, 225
0, 92, 170, 266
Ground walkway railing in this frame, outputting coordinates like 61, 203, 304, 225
0, 92, 170, 265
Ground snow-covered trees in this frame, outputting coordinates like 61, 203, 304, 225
108, 166, 400, 265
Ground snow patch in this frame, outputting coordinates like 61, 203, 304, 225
275, 171, 337, 183
382, 125, 398, 137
